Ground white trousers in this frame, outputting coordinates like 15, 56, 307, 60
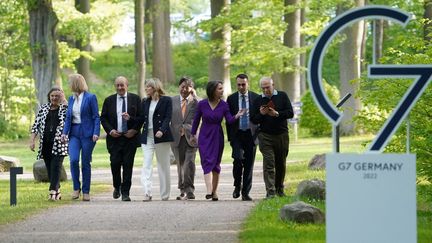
141, 130, 171, 200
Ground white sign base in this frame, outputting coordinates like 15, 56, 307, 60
326, 153, 416, 243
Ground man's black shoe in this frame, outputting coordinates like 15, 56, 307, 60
113, 188, 121, 199
186, 192, 195, 200
232, 187, 241, 199
176, 193, 186, 200
242, 195, 253, 201
121, 195, 131, 201
276, 188, 286, 197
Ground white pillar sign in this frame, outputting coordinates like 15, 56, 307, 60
326, 153, 416, 243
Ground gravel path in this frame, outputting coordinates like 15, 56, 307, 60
0, 163, 267, 243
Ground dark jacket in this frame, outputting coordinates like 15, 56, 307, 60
100, 92, 142, 148
226, 91, 260, 144
137, 96, 174, 144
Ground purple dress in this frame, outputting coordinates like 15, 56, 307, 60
191, 99, 236, 174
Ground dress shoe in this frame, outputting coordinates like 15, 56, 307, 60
205, 193, 213, 200
186, 192, 195, 200
242, 195, 253, 201
82, 193, 90, 201
122, 195, 131, 201
113, 188, 121, 199
72, 190, 81, 200
143, 194, 152, 202
276, 188, 286, 197
265, 191, 276, 199
212, 193, 218, 201
176, 193, 187, 200
232, 186, 241, 199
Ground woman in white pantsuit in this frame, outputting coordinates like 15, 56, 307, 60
125, 78, 173, 201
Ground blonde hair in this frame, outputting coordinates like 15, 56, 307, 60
69, 73, 88, 93
145, 78, 165, 99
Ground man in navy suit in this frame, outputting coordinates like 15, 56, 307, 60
226, 74, 259, 201
101, 76, 142, 201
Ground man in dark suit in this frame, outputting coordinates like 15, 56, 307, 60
170, 77, 198, 200
226, 74, 260, 201
101, 76, 142, 201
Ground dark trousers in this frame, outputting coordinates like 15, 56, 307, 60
41, 140, 64, 191
258, 132, 289, 195
231, 129, 256, 196
109, 137, 138, 196
171, 136, 196, 194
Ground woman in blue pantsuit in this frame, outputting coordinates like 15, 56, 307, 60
62, 74, 100, 201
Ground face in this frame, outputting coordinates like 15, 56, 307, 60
115, 79, 128, 96
145, 84, 155, 97
49, 90, 61, 106
236, 78, 248, 94
179, 82, 192, 99
215, 83, 224, 99
261, 79, 274, 97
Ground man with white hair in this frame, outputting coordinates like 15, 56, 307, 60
250, 77, 293, 198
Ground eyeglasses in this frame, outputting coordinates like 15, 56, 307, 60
237, 83, 246, 87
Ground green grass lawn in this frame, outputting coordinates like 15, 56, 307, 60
240, 161, 432, 243
0, 134, 372, 172
0, 180, 110, 225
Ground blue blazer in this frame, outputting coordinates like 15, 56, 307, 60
63, 91, 101, 138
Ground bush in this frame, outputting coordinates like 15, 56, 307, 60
300, 81, 339, 137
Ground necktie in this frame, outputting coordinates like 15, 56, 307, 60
120, 96, 127, 132
240, 94, 248, 130
181, 98, 187, 119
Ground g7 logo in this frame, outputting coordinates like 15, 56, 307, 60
308, 6, 432, 153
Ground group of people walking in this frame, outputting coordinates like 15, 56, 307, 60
30, 73, 294, 202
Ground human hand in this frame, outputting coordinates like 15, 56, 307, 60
124, 129, 137, 138
268, 107, 279, 117
110, 129, 122, 138
122, 112, 130, 121
190, 88, 197, 97
60, 134, 69, 143
29, 141, 35, 152
93, 135, 99, 142
190, 135, 198, 145
235, 109, 246, 119
260, 105, 269, 115
155, 130, 163, 138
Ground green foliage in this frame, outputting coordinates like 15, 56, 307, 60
357, 7, 432, 181
300, 81, 339, 137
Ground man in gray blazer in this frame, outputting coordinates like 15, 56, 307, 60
170, 77, 199, 200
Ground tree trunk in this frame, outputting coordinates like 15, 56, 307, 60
135, 0, 146, 98
75, 0, 91, 82
424, 0, 432, 43
276, 0, 301, 102
374, 19, 384, 63
151, 0, 174, 85
300, 3, 307, 95
209, 0, 231, 98
338, 0, 365, 135
29, 0, 60, 106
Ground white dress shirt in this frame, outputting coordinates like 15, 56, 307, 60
116, 92, 128, 132
72, 92, 84, 124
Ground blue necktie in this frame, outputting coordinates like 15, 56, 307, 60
120, 96, 127, 132
240, 94, 248, 130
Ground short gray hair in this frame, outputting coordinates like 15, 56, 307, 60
259, 77, 273, 86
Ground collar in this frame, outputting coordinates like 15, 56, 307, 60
73, 92, 84, 100
117, 92, 128, 99
239, 91, 249, 97
261, 89, 278, 98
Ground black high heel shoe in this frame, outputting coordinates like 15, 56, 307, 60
212, 193, 218, 201
205, 193, 213, 200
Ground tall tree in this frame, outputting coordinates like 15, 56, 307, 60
29, 0, 60, 105
135, 0, 146, 98
374, 19, 384, 63
338, 0, 365, 135
209, 0, 231, 97
75, 0, 90, 81
300, 2, 307, 95
424, 0, 432, 43
151, 0, 175, 84
276, 0, 301, 102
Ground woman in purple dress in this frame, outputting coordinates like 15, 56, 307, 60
191, 81, 244, 201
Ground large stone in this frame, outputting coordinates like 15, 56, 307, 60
33, 159, 67, 182
296, 179, 326, 200
280, 201, 325, 224
0, 155, 20, 172
308, 154, 326, 170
